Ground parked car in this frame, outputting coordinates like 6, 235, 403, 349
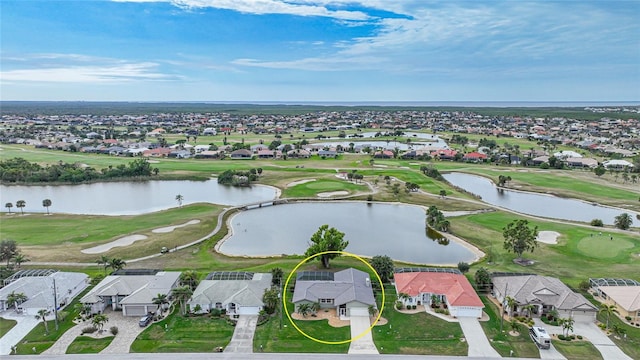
139, 314, 152, 327
160, 247, 169, 254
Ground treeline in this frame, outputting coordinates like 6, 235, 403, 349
0, 157, 155, 183
217, 168, 262, 187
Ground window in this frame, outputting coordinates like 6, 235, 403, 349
319, 299, 334, 304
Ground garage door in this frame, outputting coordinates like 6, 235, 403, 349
124, 305, 146, 317
454, 307, 482, 318
238, 306, 260, 315
572, 312, 596, 323
349, 307, 370, 317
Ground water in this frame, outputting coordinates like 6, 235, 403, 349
443, 172, 637, 225
218, 202, 477, 265
0, 180, 278, 215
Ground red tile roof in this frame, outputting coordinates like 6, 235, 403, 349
394, 272, 483, 307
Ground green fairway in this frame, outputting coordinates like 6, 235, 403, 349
282, 178, 368, 197
66, 335, 114, 354
552, 340, 603, 360
577, 235, 635, 258
0, 317, 17, 337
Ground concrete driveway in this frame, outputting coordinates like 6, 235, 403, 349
0, 312, 40, 355
347, 315, 378, 354
225, 315, 258, 353
458, 317, 501, 358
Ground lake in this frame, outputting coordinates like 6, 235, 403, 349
0, 180, 278, 215
218, 202, 478, 265
442, 172, 636, 225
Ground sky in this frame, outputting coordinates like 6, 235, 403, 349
1, 0, 639, 102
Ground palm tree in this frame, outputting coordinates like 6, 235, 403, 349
96, 255, 110, 274
397, 292, 411, 306
504, 296, 517, 317
599, 304, 618, 329
109, 258, 126, 273
42, 199, 52, 215
92, 313, 109, 332
180, 270, 199, 290
560, 317, 574, 336
13, 253, 30, 269
310, 301, 320, 315
172, 285, 193, 315
16, 200, 26, 215
297, 303, 311, 318
36, 309, 51, 334
152, 293, 169, 314
522, 304, 536, 318
175, 194, 184, 207
5, 202, 13, 214
6, 291, 28, 310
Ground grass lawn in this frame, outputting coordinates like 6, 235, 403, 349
130, 309, 235, 353
478, 295, 540, 358
66, 335, 114, 354
281, 178, 368, 198
552, 340, 603, 360
372, 288, 467, 355
0, 317, 17, 337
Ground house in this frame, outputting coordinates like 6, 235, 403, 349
318, 150, 338, 158
257, 149, 282, 159
603, 159, 634, 171
393, 268, 484, 318
292, 268, 375, 318
0, 270, 89, 315
229, 149, 254, 159
462, 152, 488, 163
168, 150, 192, 159
80, 270, 181, 316
590, 278, 640, 323
492, 274, 597, 321
565, 157, 598, 169
287, 149, 311, 158
431, 149, 458, 160
373, 150, 394, 159
187, 272, 272, 317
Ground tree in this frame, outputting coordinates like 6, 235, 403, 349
457, 262, 470, 273
96, 255, 110, 274
474, 267, 491, 290
172, 285, 193, 315
504, 296, 517, 317
439, 190, 447, 198
16, 200, 26, 215
599, 303, 617, 329
0, 240, 18, 267
36, 308, 51, 334
6, 291, 27, 310
180, 270, 199, 290
522, 304, 536, 318
559, 317, 574, 336
175, 194, 184, 207
109, 258, 126, 273
614, 213, 632, 230
262, 288, 279, 315
42, 199, 52, 215
153, 167, 160, 176
92, 313, 109, 332
304, 225, 349, 269
152, 293, 169, 314
5, 202, 13, 214
297, 303, 311, 317
271, 267, 283, 286
310, 301, 320, 315
369, 255, 394, 283
502, 219, 539, 260
13, 253, 29, 269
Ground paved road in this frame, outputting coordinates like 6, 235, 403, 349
458, 317, 501, 358
0, 312, 40, 355
225, 315, 258, 353
348, 315, 378, 354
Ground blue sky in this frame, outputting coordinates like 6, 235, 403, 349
1, 0, 639, 102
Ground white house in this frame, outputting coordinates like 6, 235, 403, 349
0, 270, 89, 316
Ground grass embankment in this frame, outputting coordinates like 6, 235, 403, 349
0, 317, 17, 337
552, 340, 603, 360
478, 295, 540, 358
372, 288, 467, 355
131, 309, 234, 353
454, 211, 640, 287
65, 335, 114, 354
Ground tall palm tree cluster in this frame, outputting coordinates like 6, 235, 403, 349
95, 255, 127, 274
3, 199, 53, 215
426, 206, 450, 232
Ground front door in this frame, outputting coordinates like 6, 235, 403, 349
339, 305, 346, 317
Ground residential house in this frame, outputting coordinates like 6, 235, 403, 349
229, 149, 254, 159
292, 268, 376, 318
603, 159, 634, 171
0, 270, 89, 315
187, 272, 272, 317
286, 149, 311, 158
318, 149, 338, 158
492, 274, 597, 322
462, 152, 488, 163
81, 270, 181, 316
565, 157, 598, 169
590, 278, 640, 323
394, 268, 484, 318
373, 150, 394, 159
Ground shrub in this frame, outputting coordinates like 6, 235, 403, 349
210, 308, 222, 317
395, 301, 403, 310
558, 334, 566, 340
590, 219, 604, 227
598, 323, 606, 329
578, 280, 590, 291
577, 335, 583, 340
625, 316, 632, 321
110, 326, 118, 335
81, 325, 97, 334
457, 262, 470, 273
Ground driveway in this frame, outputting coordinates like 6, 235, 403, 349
0, 312, 40, 355
347, 315, 378, 354
458, 317, 501, 358
225, 315, 258, 353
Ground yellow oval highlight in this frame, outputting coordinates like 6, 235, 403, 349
282, 250, 385, 345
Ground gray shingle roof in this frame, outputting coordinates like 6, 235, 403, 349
189, 272, 272, 308
292, 268, 375, 306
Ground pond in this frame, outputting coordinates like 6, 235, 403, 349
218, 202, 478, 265
442, 172, 636, 225
0, 180, 278, 215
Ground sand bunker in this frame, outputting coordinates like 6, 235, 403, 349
286, 179, 316, 188
152, 219, 201, 233
81, 234, 148, 254
536, 231, 561, 244
317, 191, 349, 198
